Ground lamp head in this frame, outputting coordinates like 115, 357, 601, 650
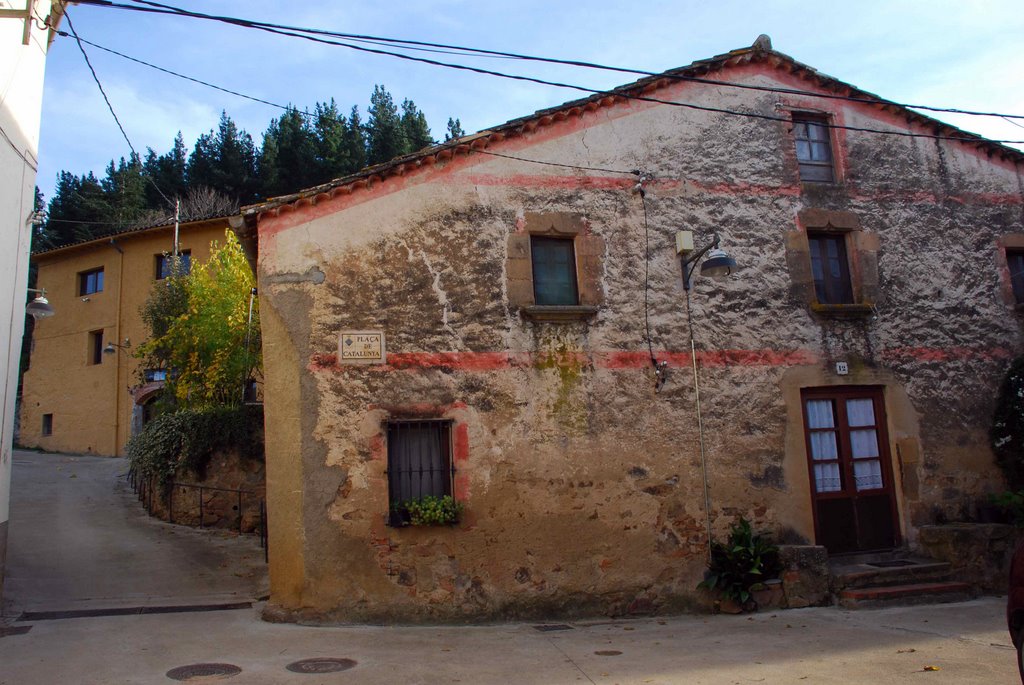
26, 293, 55, 319
699, 248, 737, 279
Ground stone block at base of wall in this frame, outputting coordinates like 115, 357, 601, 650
918, 523, 1022, 593
778, 544, 830, 608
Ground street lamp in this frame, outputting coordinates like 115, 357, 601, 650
103, 338, 131, 355
26, 288, 54, 319
676, 231, 739, 562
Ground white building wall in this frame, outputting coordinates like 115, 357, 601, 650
0, 0, 59, 600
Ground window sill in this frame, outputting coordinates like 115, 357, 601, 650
521, 305, 599, 322
810, 302, 875, 319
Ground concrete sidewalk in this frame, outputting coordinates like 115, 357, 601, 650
0, 598, 1018, 684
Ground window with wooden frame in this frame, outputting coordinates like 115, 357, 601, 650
41, 413, 53, 436
155, 250, 191, 280
1008, 249, 1024, 305
530, 236, 579, 306
88, 329, 104, 365
79, 267, 104, 296
792, 114, 835, 183
807, 231, 854, 305
386, 420, 453, 525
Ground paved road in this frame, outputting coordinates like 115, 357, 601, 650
2, 450, 266, 616
0, 450, 1019, 684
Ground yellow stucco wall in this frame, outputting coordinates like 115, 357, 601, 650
19, 219, 230, 456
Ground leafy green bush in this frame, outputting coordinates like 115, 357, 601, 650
697, 517, 782, 604
127, 404, 264, 484
991, 356, 1024, 491
990, 490, 1024, 526
395, 495, 463, 526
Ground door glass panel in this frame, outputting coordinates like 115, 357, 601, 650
810, 431, 838, 460
806, 399, 835, 429
814, 463, 842, 492
850, 429, 879, 459
846, 398, 875, 427
853, 459, 883, 490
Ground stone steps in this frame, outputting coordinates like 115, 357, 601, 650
838, 581, 973, 609
829, 554, 975, 609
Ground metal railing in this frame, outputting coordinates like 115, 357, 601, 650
128, 467, 266, 560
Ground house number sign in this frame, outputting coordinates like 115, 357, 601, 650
339, 331, 386, 364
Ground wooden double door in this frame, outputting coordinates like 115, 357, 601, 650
801, 386, 899, 554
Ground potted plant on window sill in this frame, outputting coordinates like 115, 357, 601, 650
389, 495, 463, 527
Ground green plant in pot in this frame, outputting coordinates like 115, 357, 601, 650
392, 495, 463, 526
697, 517, 782, 611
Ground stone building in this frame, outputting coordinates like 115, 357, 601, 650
235, 37, 1024, 622
20, 217, 231, 456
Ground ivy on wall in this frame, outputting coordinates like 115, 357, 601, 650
991, 356, 1024, 491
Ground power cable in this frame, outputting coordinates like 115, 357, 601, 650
64, 10, 175, 208
103, 0, 1024, 122
58, 31, 306, 117
68, 0, 1024, 146
467, 149, 638, 175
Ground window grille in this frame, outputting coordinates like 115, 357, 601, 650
386, 420, 454, 507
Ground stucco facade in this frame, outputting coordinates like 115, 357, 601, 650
240, 38, 1024, 622
1, 0, 67, 602
20, 218, 230, 456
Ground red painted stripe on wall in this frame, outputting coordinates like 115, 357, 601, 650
308, 345, 1014, 375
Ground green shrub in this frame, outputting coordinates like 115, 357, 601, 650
991, 356, 1024, 490
990, 490, 1024, 526
127, 404, 263, 484
697, 517, 782, 604
395, 495, 463, 526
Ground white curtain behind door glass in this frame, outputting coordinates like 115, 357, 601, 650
806, 399, 835, 428
814, 463, 842, 492
846, 398, 875, 427
853, 460, 883, 489
850, 429, 879, 458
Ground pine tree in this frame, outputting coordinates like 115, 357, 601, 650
445, 117, 465, 142
187, 112, 259, 204
259, 108, 318, 198
313, 99, 351, 180
400, 99, 433, 151
343, 105, 367, 173
102, 154, 148, 227
44, 171, 113, 245
367, 85, 408, 165
143, 132, 188, 210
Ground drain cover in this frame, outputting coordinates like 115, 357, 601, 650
533, 624, 574, 632
285, 658, 357, 674
165, 663, 242, 681
595, 650, 623, 656
867, 560, 916, 568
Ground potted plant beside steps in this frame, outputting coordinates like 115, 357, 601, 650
698, 517, 783, 613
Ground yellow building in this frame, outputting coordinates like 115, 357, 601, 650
19, 217, 232, 457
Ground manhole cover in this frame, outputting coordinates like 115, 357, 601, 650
533, 624, 574, 632
285, 658, 357, 674
867, 560, 916, 568
165, 663, 242, 681
595, 650, 623, 656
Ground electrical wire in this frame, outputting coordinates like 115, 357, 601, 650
57, 32, 305, 117
64, 10, 175, 208
96, 0, 1024, 123
68, 0, 1024, 146
468, 148, 638, 175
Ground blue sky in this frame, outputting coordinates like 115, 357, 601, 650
37, 0, 1024, 203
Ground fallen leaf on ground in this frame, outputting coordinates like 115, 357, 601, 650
922, 666, 940, 672
897, 648, 916, 654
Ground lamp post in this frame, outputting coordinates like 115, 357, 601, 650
676, 231, 738, 561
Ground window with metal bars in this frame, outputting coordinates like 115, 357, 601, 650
386, 420, 454, 521
807, 231, 854, 304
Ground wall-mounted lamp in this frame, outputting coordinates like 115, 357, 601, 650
26, 288, 55, 319
103, 338, 131, 355
675, 230, 739, 563
677, 231, 737, 289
